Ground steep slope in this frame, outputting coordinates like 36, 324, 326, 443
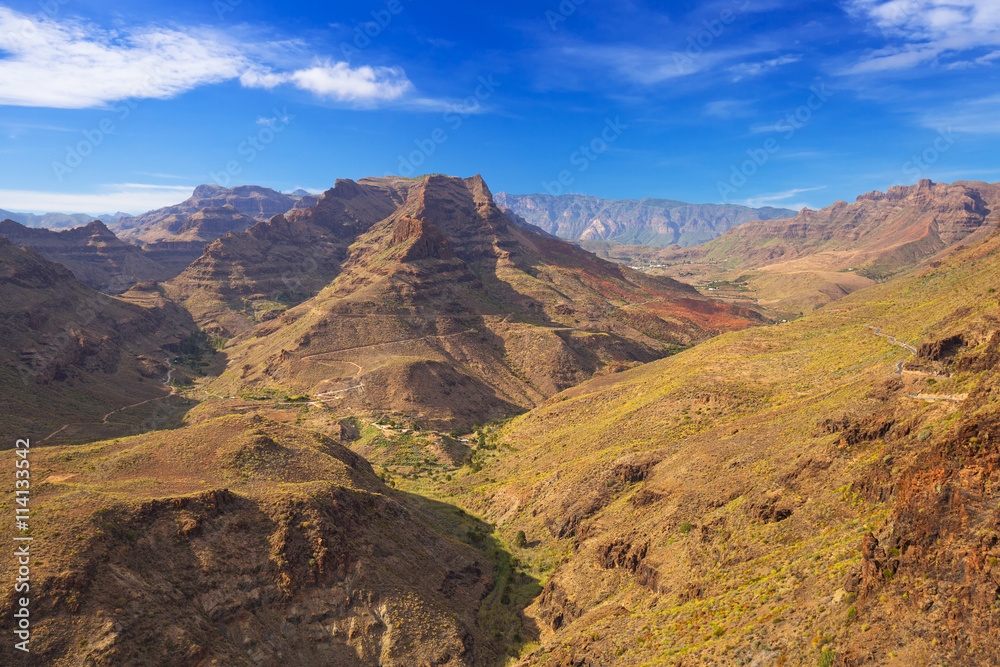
0, 219, 172, 293
214, 174, 764, 429
494, 192, 795, 247
656, 179, 1000, 313
436, 223, 1000, 665
161, 176, 416, 334
0, 415, 499, 666
0, 236, 194, 444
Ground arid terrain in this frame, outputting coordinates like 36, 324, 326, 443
3, 176, 1000, 666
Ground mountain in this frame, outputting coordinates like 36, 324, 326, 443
160, 176, 417, 334
0, 209, 113, 229
0, 235, 194, 443
654, 179, 1000, 313
113, 184, 302, 243
429, 217, 1000, 665
0, 219, 173, 293
107, 184, 308, 277
0, 415, 501, 666
188, 174, 764, 430
494, 192, 796, 247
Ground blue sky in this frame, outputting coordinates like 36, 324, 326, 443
0, 0, 999, 214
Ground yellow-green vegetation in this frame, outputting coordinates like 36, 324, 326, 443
418, 230, 1000, 664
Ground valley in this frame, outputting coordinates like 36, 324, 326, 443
2, 175, 999, 666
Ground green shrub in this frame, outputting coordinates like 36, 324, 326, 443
679, 522, 693, 534
514, 530, 528, 548
819, 649, 835, 667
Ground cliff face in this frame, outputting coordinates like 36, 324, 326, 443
0, 219, 172, 293
494, 192, 795, 247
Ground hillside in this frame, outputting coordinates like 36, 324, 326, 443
0, 236, 195, 444
0, 219, 173, 293
422, 220, 1000, 665
201, 174, 764, 429
0, 415, 501, 666
642, 179, 1000, 314
494, 192, 795, 247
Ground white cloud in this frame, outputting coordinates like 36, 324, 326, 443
0, 8, 416, 109
289, 61, 413, 103
0, 183, 197, 214
844, 0, 1000, 72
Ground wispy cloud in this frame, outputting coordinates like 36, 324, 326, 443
727, 54, 801, 81
0, 183, 196, 214
922, 94, 1000, 134
552, 43, 775, 87
0, 8, 417, 109
843, 0, 1000, 73
704, 99, 755, 119
737, 186, 827, 209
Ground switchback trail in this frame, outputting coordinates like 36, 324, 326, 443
299, 329, 478, 360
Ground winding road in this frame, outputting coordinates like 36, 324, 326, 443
865, 325, 918, 354
42, 357, 177, 442
299, 329, 480, 402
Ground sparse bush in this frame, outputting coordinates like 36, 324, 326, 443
819, 649, 836, 667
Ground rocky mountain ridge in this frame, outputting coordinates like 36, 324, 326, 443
495, 192, 796, 247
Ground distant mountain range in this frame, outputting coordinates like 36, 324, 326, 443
0, 209, 126, 229
494, 192, 796, 247
112, 184, 311, 243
